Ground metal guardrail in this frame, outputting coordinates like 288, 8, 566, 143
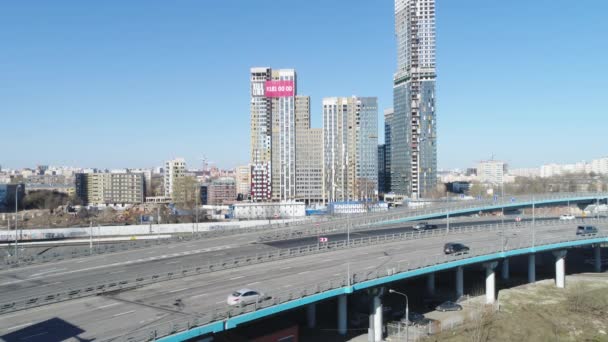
2, 217, 606, 317
258, 212, 608, 242
109, 229, 608, 342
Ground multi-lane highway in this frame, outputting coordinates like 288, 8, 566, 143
1, 217, 604, 341
0, 215, 548, 301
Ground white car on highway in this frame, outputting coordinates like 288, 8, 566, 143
227, 288, 266, 306
559, 214, 576, 220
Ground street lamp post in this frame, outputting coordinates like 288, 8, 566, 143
389, 289, 409, 341
14, 184, 21, 260
532, 195, 536, 247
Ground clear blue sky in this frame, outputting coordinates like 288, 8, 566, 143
2, 0, 607, 170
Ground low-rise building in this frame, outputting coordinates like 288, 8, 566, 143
0, 184, 25, 212
200, 177, 236, 205
231, 202, 305, 219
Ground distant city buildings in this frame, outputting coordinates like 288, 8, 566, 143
509, 168, 540, 178
75, 172, 145, 206
477, 160, 507, 184
164, 158, 186, 200
392, 0, 437, 199
322, 96, 378, 202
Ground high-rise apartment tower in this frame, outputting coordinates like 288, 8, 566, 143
392, 0, 437, 198
323, 96, 378, 202
250, 67, 299, 201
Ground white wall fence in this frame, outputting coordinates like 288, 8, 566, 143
0, 219, 302, 242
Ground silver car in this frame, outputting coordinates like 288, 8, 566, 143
226, 288, 265, 306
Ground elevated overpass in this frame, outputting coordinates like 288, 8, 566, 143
1, 216, 606, 341
2, 192, 605, 269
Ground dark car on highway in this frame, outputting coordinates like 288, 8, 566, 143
435, 301, 463, 312
576, 225, 598, 236
444, 243, 470, 255
413, 222, 439, 230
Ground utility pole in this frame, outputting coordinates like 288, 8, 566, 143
89, 221, 93, 255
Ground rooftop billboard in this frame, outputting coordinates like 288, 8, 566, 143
264, 80, 294, 98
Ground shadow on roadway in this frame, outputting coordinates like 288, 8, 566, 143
1, 317, 92, 342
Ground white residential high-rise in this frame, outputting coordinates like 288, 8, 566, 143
250, 67, 300, 202
323, 96, 378, 202
250, 67, 273, 201
164, 158, 186, 199
392, 0, 437, 198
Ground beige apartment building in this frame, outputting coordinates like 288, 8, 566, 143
75, 172, 145, 205
295, 96, 323, 203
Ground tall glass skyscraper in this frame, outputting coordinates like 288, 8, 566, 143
392, 0, 437, 198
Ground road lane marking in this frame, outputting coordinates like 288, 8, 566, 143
247, 281, 260, 286
22, 332, 48, 340
298, 271, 310, 275
365, 266, 375, 269
7, 322, 34, 330
169, 288, 188, 293
28, 268, 67, 278
229, 276, 244, 280
215, 300, 225, 304
98, 303, 120, 309
109, 270, 125, 274
333, 273, 342, 276
280, 267, 292, 270
166, 260, 181, 265
191, 293, 208, 298
112, 310, 136, 317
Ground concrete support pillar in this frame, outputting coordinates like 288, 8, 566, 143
426, 273, 436, 296
373, 295, 383, 342
528, 254, 536, 283
484, 262, 498, 304
337, 294, 347, 335
553, 250, 567, 289
594, 245, 602, 273
455, 266, 464, 298
501, 259, 510, 280
307, 303, 316, 329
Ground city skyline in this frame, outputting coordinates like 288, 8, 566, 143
2, 0, 607, 170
